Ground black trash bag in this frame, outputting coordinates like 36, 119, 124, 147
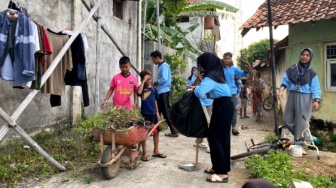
170, 90, 208, 138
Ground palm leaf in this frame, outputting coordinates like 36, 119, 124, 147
182, 0, 238, 13
178, 10, 235, 19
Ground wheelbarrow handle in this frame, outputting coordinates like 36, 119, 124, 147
146, 120, 166, 138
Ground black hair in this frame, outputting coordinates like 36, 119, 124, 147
223, 52, 233, 57
139, 69, 152, 80
119, 56, 131, 65
150, 50, 162, 59
242, 79, 247, 84
197, 52, 226, 83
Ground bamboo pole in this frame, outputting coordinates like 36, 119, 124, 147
94, 5, 102, 114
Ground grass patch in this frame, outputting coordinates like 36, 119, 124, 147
0, 128, 100, 187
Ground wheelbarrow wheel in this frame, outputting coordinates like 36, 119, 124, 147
101, 145, 120, 180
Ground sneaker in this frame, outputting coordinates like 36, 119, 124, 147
131, 145, 137, 151
206, 147, 210, 153
193, 142, 207, 148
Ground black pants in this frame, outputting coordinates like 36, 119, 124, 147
157, 91, 176, 134
209, 97, 234, 174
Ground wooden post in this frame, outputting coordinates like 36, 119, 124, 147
80, 0, 140, 76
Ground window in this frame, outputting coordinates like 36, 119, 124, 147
113, 0, 123, 19
325, 44, 336, 90
176, 16, 189, 23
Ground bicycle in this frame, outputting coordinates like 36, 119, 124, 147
230, 138, 291, 160
294, 115, 320, 160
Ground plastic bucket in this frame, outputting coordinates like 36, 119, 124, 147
289, 145, 302, 157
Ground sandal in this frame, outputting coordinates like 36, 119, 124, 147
141, 156, 149, 162
244, 116, 250, 118
164, 133, 179, 137
204, 168, 215, 174
152, 153, 167, 158
239, 116, 245, 119
232, 129, 240, 135
206, 174, 228, 183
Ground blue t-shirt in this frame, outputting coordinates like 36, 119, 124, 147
140, 86, 159, 115
224, 66, 246, 95
194, 77, 231, 99
157, 61, 171, 94
187, 75, 213, 106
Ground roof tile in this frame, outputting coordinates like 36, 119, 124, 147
240, 0, 336, 36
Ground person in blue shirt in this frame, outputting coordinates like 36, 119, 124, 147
278, 48, 321, 155
191, 52, 233, 183
223, 52, 247, 135
150, 50, 178, 137
187, 66, 198, 86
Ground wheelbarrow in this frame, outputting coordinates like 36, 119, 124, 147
91, 120, 164, 180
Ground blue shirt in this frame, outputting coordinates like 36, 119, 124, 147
224, 66, 246, 95
194, 77, 231, 99
280, 72, 321, 99
187, 75, 213, 106
187, 75, 196, 86
140, 86, 159, 115
157, 61, 171, 94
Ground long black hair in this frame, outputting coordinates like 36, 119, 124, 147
188, 66, 198, 81
197, 52, 226, 84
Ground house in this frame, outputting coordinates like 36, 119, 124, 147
240, 0, 336, 122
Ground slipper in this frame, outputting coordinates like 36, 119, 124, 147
152, 153, 167, 158
206, 174, 228, 183
164, 133, 179, 137
141, 156, 149, 162
232, 129, 240, 135
204, 168, 215, 174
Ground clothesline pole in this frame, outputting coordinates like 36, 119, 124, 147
0, 0, 103, 171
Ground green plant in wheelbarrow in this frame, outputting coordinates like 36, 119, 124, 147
81, 107, 164, 180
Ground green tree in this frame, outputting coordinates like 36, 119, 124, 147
144, 0, 238, 59
236, 39, 278, 69
165, 53, 187, 103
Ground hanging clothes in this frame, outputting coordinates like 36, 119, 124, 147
40, 29, 72, 96
31, 22, 52, 90
0, 10, 36, 85
63, 32, 89, 107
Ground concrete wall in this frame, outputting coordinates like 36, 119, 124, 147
0, 0, 140, 137
286, 20, 336, 122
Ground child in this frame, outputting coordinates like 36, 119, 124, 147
240, 79, 250, 119
101, 56, 138, 109
137, 70, 166, 161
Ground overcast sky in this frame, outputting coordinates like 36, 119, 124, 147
217, 0, 288, 57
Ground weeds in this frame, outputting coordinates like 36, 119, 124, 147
245, 151, 336, 188
0, 128, 100, 187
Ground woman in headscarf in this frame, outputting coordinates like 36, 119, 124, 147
191, 52, 233, 183
278, 48, 321, 154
